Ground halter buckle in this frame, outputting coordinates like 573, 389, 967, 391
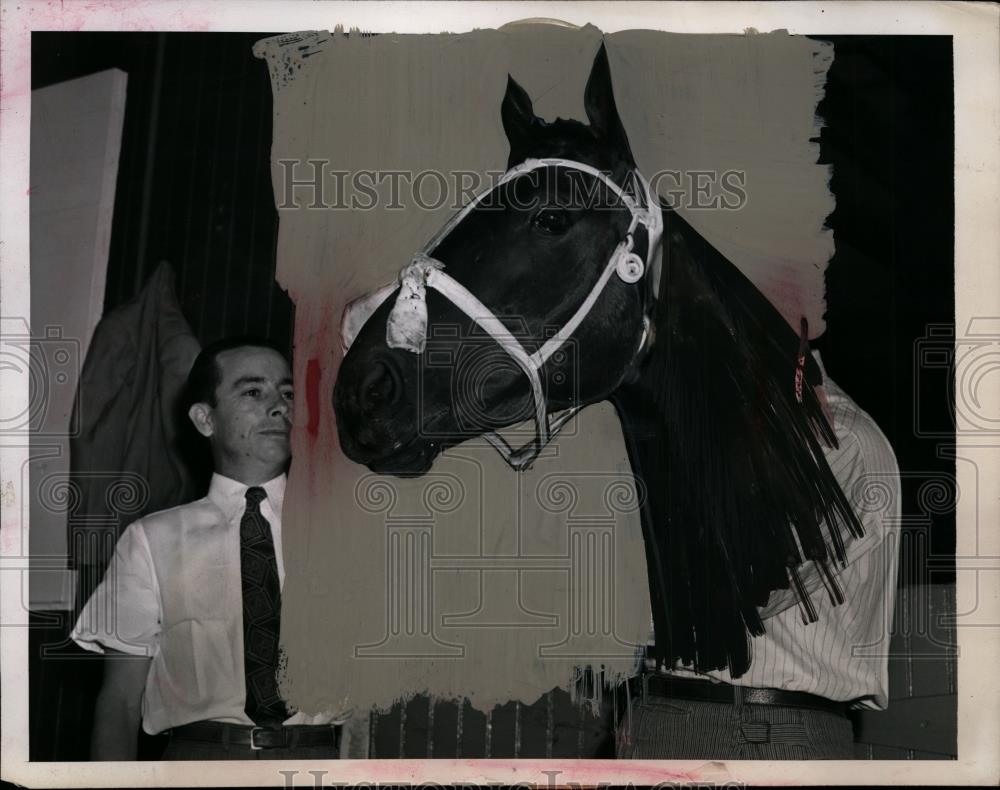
616, 251, 645, 283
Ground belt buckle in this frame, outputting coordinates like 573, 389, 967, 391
250, 726, 283, 750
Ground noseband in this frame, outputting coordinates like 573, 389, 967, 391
341, 157, 663, 470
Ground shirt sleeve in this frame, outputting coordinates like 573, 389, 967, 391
71, 521, 161, 657
758, 401, 901, 621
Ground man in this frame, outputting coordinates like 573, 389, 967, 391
72, 337, 356, 759
617, 352, 901, 759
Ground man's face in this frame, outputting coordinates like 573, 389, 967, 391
199, 346, 294, 482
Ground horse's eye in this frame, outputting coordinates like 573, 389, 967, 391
532, 208, 571, 235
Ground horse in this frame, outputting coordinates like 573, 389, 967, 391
333, 44, 864, 677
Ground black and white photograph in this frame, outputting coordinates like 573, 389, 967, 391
1, 2, 997, 787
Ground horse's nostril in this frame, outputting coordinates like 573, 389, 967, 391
361, 356, 403, 410
357, 425, 378, 448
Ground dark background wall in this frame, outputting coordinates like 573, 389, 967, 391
32, 32, 293, 356
29, 32, 956, 761
815, 35, 955, 593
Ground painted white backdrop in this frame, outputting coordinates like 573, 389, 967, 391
256, 25, 833, 716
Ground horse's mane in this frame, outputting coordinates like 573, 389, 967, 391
612, 204, 865, 677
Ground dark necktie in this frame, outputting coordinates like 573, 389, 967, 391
240, 486, 288, 724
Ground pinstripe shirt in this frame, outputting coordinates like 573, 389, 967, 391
646, 354, 901, 709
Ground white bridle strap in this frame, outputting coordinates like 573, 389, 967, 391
415, 255, 552, 445
341, 158, 663, 470
532, 233, 635, 369
341, 282, 399, 351
420, 157, 650, 253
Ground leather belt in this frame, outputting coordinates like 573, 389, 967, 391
627, 674, 848, 717
170, 721, 342, 751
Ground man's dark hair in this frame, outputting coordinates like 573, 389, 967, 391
184, 335, 287, 410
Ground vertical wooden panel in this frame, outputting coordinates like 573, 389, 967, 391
369, 702, 402, 758
487, 699, 518, 758
458, 699, 488, 758
517, 692, 551, 758
401, 694, 430, 758
430, 697, 459, 758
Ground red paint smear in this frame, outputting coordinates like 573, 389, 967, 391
305, 358, 321, 438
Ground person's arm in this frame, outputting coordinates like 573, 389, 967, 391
90, 648, 152, 760
756, 432, 871, 620
758, 390, 899, 621
71, 521, 161, 758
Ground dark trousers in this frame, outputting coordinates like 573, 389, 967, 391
616, 696, 854, 759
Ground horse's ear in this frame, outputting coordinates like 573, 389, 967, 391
501, 75, 537, 147
584, 43, 636, 167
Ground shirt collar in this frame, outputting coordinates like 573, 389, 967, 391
208, 472, 286, 523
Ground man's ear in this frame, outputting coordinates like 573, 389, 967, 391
188, 403, 215, 438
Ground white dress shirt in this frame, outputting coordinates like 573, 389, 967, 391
71, 473, 348, 734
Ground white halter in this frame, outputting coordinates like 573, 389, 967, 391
341, 157, 663, 470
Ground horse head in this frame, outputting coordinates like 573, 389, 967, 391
334, 44, 660, 476
334, 43, 864, 677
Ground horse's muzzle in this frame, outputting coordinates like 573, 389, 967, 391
333, 349, 433, 474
